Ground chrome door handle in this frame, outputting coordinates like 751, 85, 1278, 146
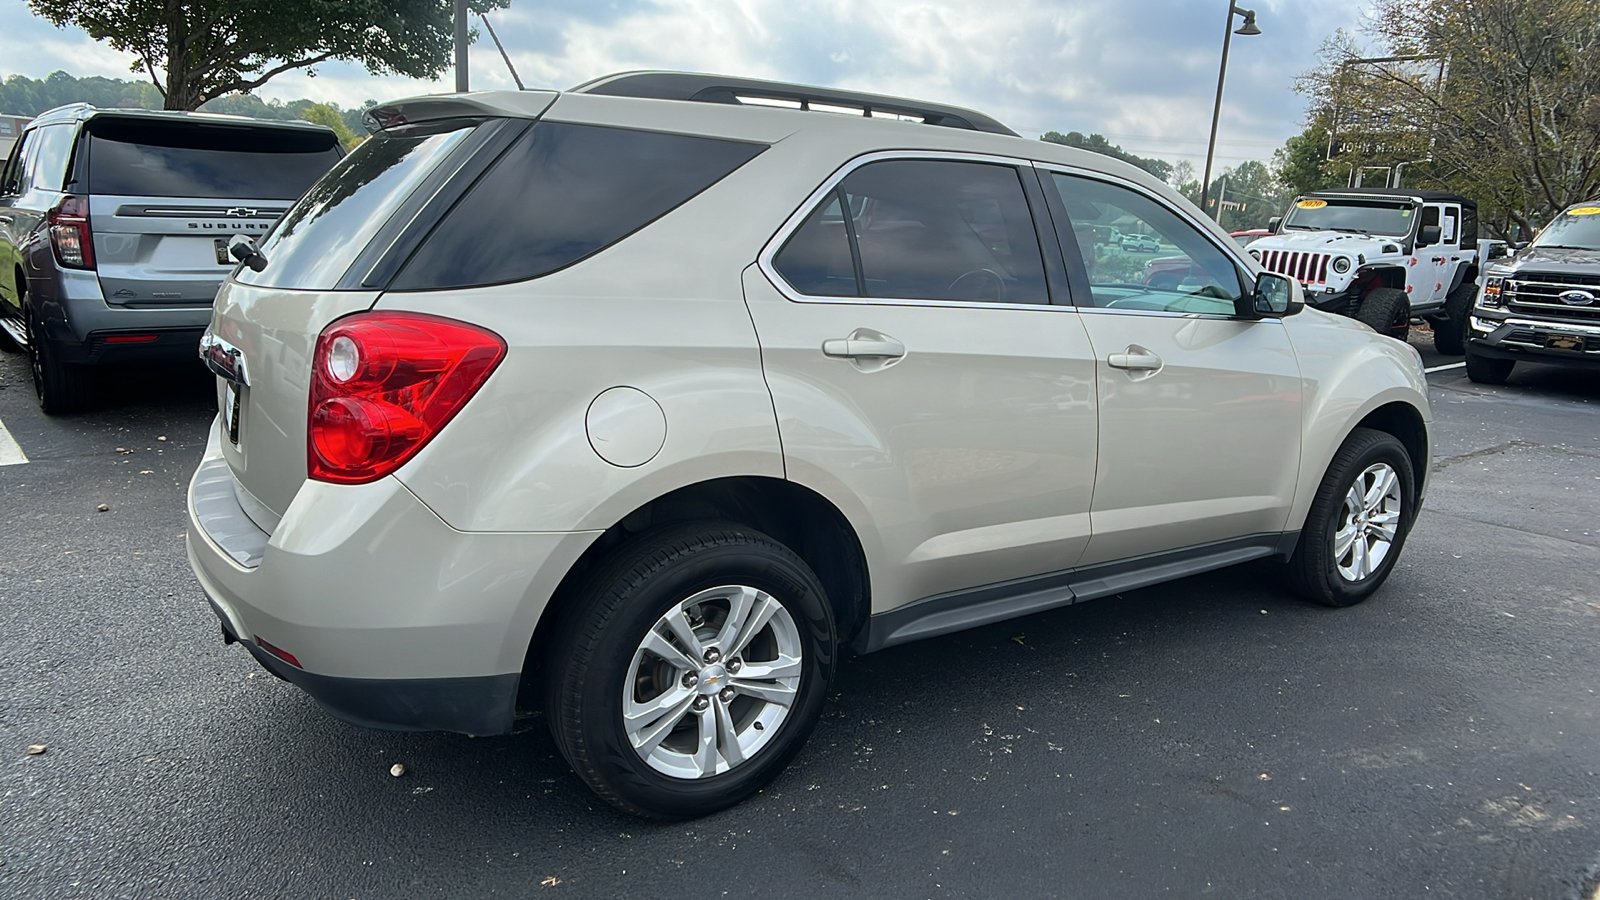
1107, 349, 1162, 370
823, 337, 906, 359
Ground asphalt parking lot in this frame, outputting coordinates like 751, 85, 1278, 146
1, 337, 1597, 900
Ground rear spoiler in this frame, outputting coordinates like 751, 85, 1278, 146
363, 91, 558, 133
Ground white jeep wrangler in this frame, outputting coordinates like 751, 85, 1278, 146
1246, 188, 1481, 352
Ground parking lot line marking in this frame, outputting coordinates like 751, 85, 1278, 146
1425, 362, 1466, 373
0, 416, 26, 466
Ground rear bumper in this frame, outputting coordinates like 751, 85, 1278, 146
27, 260, 215, 363
184, 419, 600, 735
52, 326, 206, 365
1468, 316, 1600, 370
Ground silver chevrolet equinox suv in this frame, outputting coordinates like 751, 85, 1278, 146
186, 73, 1433, 819
0, 105, 342, 412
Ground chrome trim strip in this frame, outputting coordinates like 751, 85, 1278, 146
199, 330, 249, 386
1501, 317, 1600, 336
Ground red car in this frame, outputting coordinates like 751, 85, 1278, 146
1141, 229, 1274, 289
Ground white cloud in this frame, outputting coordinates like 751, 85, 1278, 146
0, 0, 1373, 171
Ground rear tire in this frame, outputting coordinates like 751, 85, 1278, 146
1357, 287, 1411, 340
1464, 346, 1514, 385
544, 523, 836, 820
27, 310, 95, 415
1432, 282, 1475, 355
1286, 428, 1415, 608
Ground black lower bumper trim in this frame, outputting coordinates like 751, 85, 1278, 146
57, 327, 207, 365
239, 639, 519, 736
1469, 338, 1600, 370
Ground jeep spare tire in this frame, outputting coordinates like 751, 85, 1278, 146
1358, 287, 1411, 340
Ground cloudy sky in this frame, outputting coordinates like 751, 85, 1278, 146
0, 0, 1373, 174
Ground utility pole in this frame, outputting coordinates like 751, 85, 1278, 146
454, 0, 469, 93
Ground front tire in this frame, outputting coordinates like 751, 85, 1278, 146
1287, 428, 1416, 607
1464, 345, 1514, 384
1432, 282, 1475, 355
545, 523, 836, 819
1357, 287, 1411, 340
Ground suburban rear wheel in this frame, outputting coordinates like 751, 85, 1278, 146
26, 310, 95, 415
1432, 282, 1475, 355
1357, 287, 1411, 340
1464, 346, 1514, 385
1287, 427, 1415, 607
545, 523, 836, 819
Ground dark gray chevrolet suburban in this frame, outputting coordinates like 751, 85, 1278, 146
0, 105, 342, 412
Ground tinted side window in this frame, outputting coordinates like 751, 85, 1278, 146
846, 160, 1048, 304
1049, 173, 1245, 315
27, 125, 76, 192
773, 189, 859, 297
392, 123, 766, 291
2, 129, 36, 195
87, 118, 342, 199
237, 120, 479, 290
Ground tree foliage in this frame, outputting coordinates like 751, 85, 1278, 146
1299, 0, 1600, 236
1041, 131, 1174, 183
26, 0, 508, 111
0, 70, 370, 145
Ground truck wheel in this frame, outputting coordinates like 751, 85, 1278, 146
1432, 283, 1475, 355
1357, 287, 1411, 340
1464, 346, 1514, 385
27, 310, 95, 415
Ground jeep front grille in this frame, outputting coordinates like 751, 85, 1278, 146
1256, 250, 1330, 286
1504, 272, 1600, 323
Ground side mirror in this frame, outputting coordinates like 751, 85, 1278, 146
1267, 216, 1283, 233
1417, 224, 1442, 247
228, 233, 268, 273
1239, 271, 1304, 319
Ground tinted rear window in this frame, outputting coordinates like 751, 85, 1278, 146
389, 122, 766, 291
235, 121, 478, 290
87, 117, 341, 199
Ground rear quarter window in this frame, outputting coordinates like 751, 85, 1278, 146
389, 122, 766, 291
87, 117, 341, 199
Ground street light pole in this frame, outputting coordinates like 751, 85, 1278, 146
1200, 2, 1260, 220
454, 0, 469, 93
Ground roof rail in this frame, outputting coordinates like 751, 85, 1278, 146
568, 71, 1018, 137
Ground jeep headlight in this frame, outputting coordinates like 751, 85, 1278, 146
1331, 256, 1352, 274
1248, 249, 1261, 260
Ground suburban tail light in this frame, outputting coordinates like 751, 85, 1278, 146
48, 195, 94, 269
308, 312, 506, 484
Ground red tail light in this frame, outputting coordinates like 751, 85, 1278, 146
48, 196, 94, 269
308, 312, 506, 484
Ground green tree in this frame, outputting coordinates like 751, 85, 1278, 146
1272, 126, 1342, 198
26, 0, 509, 111
1298, 0, 1600, 234
1041, 131, 1174, 182
298, 101, 364, 150
1200, 160, 1288, 230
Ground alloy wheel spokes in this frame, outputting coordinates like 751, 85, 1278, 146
1335, 462, 1402, 583
623, 584, 803, 779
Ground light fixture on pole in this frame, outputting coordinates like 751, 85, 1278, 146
1200, 3, 1260, 220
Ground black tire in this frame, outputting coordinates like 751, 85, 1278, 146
1286, 427, 1416, 608
1356, 287, 1411, 340
27, 310, 95, 414
1432, 282, 1475, 355
544, 523, 836, 820
1464, 345, 1514, 385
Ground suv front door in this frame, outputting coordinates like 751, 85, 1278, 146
1041, 169, 1303, 566
748, 153, 1099, 609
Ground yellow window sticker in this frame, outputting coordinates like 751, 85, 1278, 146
1296, 199, 1327, 209
1567, 206, 1600, 216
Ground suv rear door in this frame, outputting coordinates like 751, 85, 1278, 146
84, 116, 342, 306
749, 154, 1099, 611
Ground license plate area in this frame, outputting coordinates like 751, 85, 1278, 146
214, 238, 233, 266
1544, 333, 1586, 352
223, 383, 242, 445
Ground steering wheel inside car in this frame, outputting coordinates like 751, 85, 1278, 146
948, 268, 1007, 302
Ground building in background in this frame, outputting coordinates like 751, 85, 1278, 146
0, 114, 33, 158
